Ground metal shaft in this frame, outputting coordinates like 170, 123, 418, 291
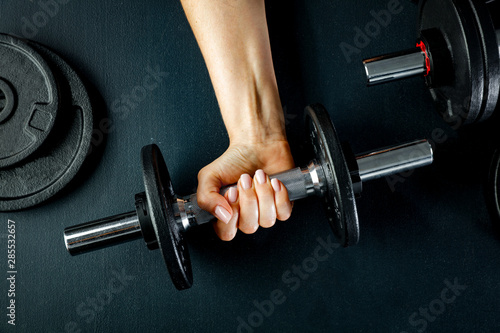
356, 140, 433, 182
64, 211, 142, 255
175, 162, 325, 230
363, 48, 427, 86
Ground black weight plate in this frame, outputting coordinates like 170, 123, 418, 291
0, 33, 59, 167
141, 144, 193, 290
0, 42, 93, 211
305, 104, 359, 247
467, 0, 500, 123
418, 0, 485, 125
478, 0, 500, 120
487, 150, 500, 230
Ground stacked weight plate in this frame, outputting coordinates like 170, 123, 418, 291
0, 33, 93, 211
363, 0, 500, 125
417, 0, 500, 125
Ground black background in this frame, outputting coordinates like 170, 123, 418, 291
1, 0, 499, 332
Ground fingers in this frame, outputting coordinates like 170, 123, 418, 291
197, 166, 233, 225
271, 178, 293, 221
213, 186, 239, 241
199, 165, 293, 240
254, 170, 277, 228
237, 170, 293, 234
238, 174, 260, 234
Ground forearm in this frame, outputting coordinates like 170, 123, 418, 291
180, 0, 286, 145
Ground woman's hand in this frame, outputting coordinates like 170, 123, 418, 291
197, 140, 295, 241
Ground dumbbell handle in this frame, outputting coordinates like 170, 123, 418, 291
176, 139, 433, 230
176, 163, 325, 231
64, 139, 433, 255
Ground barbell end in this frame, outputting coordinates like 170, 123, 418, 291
363, 48, 428, 86
63, 211, 143, 256
356, 139, 433, 183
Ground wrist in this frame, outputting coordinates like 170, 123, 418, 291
222, 81, 287, 145
227, 109, 287, 145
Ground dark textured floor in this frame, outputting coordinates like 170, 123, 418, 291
0, 1, 499, 332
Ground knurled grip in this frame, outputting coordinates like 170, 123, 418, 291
268, 167, 309, 201
185, 167, 311, 227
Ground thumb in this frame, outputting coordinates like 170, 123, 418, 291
197, 167, 233, 224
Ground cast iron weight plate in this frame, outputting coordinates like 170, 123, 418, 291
0, 36, 93, 211
472, 0, 500, 123
418, 0, 500, 124
141, 144, 193, 290
305, 104, 359, 247
0, 34, 59, 167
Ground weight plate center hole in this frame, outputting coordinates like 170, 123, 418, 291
0, 89, 6, 112
0, 79, 16, 124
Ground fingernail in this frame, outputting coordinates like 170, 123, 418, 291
215, 205, 231, 224
228, 186, 238, 203
255, 169, 266, 185
271, 178, 281, 192
241, 174, 252, 190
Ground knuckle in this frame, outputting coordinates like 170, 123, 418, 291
277, 205, 292, 221
196, 193, 211, 210
240, 223, 259, 234
260, 218, 276, 228
277, 192, 290, 205
260, 209, 277, 228
240, 195, 258, 209
219, 230, 236, 242
278, 212, 291, 221
197, 166, 209, 181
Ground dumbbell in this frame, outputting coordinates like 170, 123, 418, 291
363, 0, 499, 126
63, 104, 433, 290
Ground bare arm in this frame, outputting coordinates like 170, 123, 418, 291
181, 0, 294, 240
181, 0, 285, 144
